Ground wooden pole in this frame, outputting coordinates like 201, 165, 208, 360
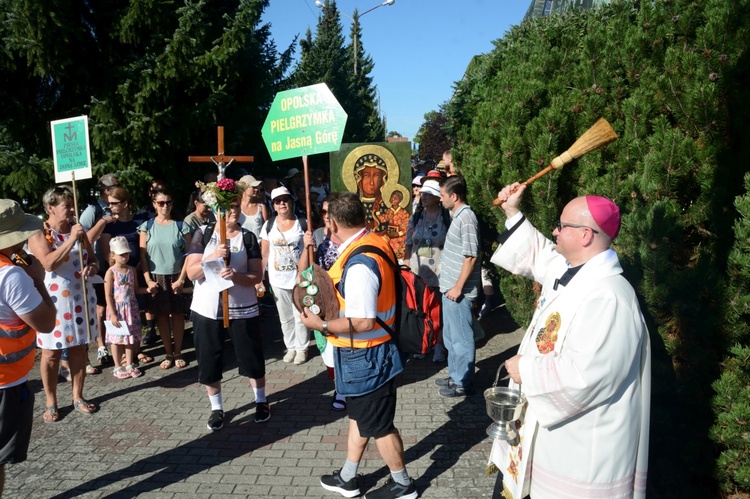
70, 172, 93, 342
302, 155, 314, 265
219, 209, 230, 328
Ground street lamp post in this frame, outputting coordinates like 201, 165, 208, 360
315, 0, 395, 76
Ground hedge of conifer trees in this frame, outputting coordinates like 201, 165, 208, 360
443, 0, 750, 495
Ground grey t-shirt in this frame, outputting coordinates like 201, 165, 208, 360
439, 204, 481, 300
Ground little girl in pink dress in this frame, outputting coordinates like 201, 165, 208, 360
105, 236, 148, 378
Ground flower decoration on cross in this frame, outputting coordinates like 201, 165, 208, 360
195, 178, 247, 213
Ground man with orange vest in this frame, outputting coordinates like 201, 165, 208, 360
300, 192, 417, 499
0, 199, 56, 495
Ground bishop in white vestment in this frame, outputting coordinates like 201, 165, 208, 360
488, 184, 651, 499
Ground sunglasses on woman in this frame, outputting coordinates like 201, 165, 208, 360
155, 200, 172, 207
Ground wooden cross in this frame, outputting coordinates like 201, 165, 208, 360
188, 125, 254, 327
188, 126, 254, 179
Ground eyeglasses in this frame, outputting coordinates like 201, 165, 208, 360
554, 220, 599, 234
321, 209, 328, 216
155, 200, 173, 207
273, 197, 292, 204
107, 201, 123, 206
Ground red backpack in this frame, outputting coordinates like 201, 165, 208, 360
344, 244, 441, 355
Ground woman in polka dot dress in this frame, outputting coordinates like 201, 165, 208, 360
28, 186, 100, 421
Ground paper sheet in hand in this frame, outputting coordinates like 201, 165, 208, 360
201, 258, 234, 292
104, 320, 130, 336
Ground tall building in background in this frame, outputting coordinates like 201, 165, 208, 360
524, 0, 611, 20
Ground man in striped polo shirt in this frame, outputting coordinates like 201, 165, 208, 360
436, 175, 482, 397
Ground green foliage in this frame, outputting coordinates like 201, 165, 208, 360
444, 0, 750, 495
414, 110, 450, 162
713, 173, 750, 495
0, 0, 291, 210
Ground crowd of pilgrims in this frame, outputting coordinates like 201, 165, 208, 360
27, 159, 483, 424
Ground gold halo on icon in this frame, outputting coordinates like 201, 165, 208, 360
381, 184, 410, 210
342, 145, 401, 196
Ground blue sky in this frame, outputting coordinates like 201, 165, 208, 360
261, 0, 529, 143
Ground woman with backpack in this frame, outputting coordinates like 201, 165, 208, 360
138, 189, 192, 369
404, 179, 450, 362
260, 186, 309, 365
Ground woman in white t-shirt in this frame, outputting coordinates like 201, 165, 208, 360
260, 187, 309, 365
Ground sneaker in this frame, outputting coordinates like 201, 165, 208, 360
293, 350, 307, 365
255, 402, 271, 423
283, 350, 296, 363
320, 469, 360, 498
439, 384, 473, 398
97, 346, 111, 366
364, 477, 417, 499
207, 410, 224, 431
434, 377, 454, 388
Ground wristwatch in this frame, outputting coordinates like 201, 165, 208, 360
321, 320, 330, 336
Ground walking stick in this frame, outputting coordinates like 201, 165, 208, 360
70, 171, 94, 342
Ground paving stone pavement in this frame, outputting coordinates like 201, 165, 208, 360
6, 305, 523, 499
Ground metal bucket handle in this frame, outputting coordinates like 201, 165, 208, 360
492, 362, 509, 388
493, 361, 523, 399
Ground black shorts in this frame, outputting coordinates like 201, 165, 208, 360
0, 382, 34, 465
347, 378, 397, 438
192, 313, 265, 385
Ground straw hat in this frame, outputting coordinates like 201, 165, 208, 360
0, 199, 43, 250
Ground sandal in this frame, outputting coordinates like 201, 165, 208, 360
160, 354, 174, 370
174, 355, 187, 369
85, 364, 101, 375
43, 405, 59, 423
113, 367, 130, 379
137, 353, 153, 364
126, 366, 143, 378
73, 399, 97, 415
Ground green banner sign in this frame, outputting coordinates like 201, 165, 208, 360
262, 83, 347, 161
50, 115, 93, 183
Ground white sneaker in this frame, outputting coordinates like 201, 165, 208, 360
293, 351, 307, 365
283, 350, 296, 363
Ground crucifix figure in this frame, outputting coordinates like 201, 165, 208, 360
188, 126, 254, 179
188, 126, 253, 326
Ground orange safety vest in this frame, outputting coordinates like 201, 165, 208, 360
0, 254, 37, 387
327, 231, 397, 349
